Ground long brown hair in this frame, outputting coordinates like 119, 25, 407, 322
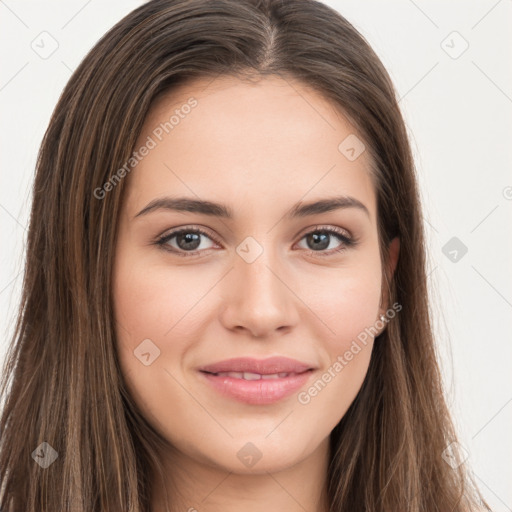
0, 0, 490, 510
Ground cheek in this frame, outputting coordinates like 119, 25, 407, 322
112, 255, 206, 433
310, 262, 383, 346
113, 253, 206, 343
297, 259, 382, 402
111, 254, 187, 394
294, 274, 381, 433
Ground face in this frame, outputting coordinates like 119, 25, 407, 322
112, 75, 399, 476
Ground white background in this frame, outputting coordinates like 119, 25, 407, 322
1, 1, 511, 510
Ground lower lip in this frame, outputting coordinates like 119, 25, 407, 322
200, 371, 314, 405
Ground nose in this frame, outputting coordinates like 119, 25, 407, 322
219, 244, 300, 338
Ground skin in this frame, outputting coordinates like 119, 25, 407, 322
112, 74, 400, 512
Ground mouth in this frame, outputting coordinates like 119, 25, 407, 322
198, 356, 316, 405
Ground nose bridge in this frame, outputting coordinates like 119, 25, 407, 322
236, 235, 286, 305
242, 248, 278, 292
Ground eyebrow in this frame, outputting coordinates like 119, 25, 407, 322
134, 195, 370, 220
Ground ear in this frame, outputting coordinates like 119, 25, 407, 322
379, 236, 400, 315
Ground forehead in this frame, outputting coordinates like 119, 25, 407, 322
125, 74, 377, 224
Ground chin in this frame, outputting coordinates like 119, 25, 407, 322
193, 433, 324, 475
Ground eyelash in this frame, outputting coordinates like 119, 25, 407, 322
154, 225, 357, 258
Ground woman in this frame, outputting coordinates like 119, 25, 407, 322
0, 0, 491, 510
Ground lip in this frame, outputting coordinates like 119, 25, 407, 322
198, 357, 315, 405
199, 356, 314, 375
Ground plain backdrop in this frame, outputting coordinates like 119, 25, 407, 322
1, 0, 511, 510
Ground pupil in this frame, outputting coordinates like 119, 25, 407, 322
178, 232, 201, 250
308, 232, 329, 250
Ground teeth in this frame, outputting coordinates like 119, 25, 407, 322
260, 373, 291, 379
221, 372, 244, 379
243, 372, 261, 380
214, 371, 292, 380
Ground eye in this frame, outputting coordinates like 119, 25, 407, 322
296, 225, 356, 256
155, 226, 219, 257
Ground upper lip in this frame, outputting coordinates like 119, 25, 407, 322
199, 356, 314, 375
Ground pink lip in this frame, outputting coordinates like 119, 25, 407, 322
198, 357, 315, 405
